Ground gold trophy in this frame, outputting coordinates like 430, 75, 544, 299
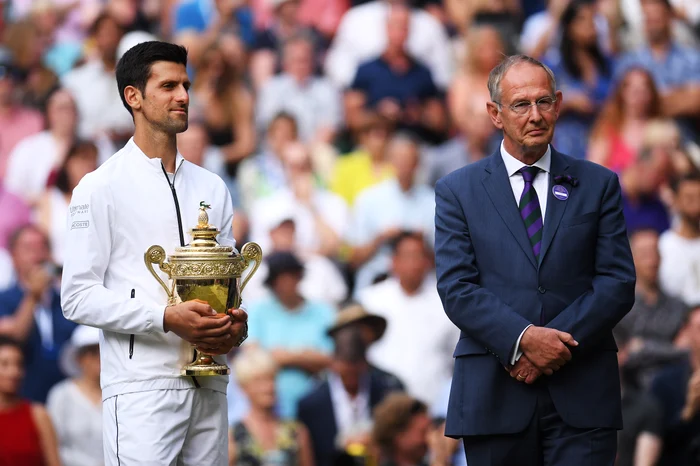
144, 201, 262, 376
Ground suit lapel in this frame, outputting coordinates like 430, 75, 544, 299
482, 153, 538, 269
319, 382, 339, 441
538, 150, 571, 266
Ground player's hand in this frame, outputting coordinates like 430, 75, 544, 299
164, 299, 232, 348
200, 308, 248, 355
520, 326, 578, 375
509, 355, 542, 384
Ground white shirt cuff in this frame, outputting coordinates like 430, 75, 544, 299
510, 324, 533, 366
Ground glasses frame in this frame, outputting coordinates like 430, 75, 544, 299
493, 96, 558, 115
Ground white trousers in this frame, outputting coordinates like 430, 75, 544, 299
103, 388, 228, 466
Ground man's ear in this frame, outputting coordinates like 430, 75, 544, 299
124, 85, 142, 113
486, 101, 503, 130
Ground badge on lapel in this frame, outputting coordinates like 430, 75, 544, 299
552, 174, 579, 201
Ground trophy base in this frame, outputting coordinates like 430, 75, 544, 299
181, 364, 231, 377
181, 351, 231, 377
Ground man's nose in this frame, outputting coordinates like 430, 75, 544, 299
528, 104, 543, 122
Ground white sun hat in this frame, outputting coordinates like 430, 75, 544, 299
59, 325, 101, 378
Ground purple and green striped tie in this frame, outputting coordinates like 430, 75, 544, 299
518, 166, 543, 261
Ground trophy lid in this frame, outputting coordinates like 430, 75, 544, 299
171, 201, 235, 258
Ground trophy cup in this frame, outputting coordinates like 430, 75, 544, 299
144, 201, 262, 376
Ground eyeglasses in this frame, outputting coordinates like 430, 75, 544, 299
493, 96, 557, 115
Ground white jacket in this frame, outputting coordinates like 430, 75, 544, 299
61, 139, 234, 400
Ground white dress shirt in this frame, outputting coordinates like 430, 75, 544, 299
500, 142, 551, 365
327, 372, 371, 445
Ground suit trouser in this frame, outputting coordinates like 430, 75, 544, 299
103, 388, 228, 466
462, 385, 617, 466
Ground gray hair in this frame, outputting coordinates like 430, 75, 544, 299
487, 54, 557, 104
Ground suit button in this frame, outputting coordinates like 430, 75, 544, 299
538, 286, 546, 294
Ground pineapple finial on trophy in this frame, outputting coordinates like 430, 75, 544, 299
197, 201, 211, 228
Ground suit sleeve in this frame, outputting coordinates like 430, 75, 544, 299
434, 178, 532, 363
545, 173, 636, 349
60, 177, 166, 335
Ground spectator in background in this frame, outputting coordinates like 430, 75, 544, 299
47, 325, 102, 466
256, 34, 342, 145
0, 225, 77, 403
0, 182, 30, 252
0, 47, 44, 181
348, 135, 434, 294
0, 335, 61, 466
331, 112, 394, 206
242, 213, 348, 306
5, 89, 107, 207
177, 120, 228, 176
542, 0, 612, 160
659, 173, 700, 306
588, 67, 661, 173
35, 140, 99, 267
249, 0, 328, 90
345, 5, 443, 140
171, 0, 255, 53
61, 13, 132, 145
238, 112, 297, 212
371, 393, 432, 466
249, 141, 349, 258
246, 251, 334, 419
616, 0, 700, 135
358, 232, 459, 405
228, 347, 315, 466
298, 320, 404, 466
620, 143, 672, 234
423, 102, 498, 186
617, 229, 688, 347
448, 25, 505, 134
616, 328, 664, 466
324, 0, 452, 91
190, 42, 256, 177
651, 307, 700, 466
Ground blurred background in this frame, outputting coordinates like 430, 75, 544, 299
0, 0, 699, 465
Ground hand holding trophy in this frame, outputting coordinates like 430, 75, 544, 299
145, 201, 262, 376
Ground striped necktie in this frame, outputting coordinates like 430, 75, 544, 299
518, 166, 543, 261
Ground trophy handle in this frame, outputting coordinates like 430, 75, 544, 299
144, 245, 174, 301
239, 242, 263, 292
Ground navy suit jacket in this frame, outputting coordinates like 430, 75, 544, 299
297, 366, 404, 466
434, 148, 636, 437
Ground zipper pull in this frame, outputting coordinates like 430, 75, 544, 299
129, 289, 135, 359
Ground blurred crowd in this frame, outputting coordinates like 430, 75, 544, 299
0, 0, 699, 465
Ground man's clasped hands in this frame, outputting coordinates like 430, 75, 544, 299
507, 326, 579, 384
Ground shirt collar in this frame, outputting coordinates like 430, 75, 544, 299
500, 141, 551, 177
127, 138, 185, 175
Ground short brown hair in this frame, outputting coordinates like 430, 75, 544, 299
372, 393, 427, 453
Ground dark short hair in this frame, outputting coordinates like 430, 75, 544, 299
0, 335, 22, 353
115, 41, 188, 117
390, 230, 427, 255
54, 140, 98, 194
670, 172, 700, 194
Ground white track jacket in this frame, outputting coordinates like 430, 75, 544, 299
61, 138, 234, 400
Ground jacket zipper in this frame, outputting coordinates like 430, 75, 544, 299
129, 289, 135, 359
160, 161, 201, 388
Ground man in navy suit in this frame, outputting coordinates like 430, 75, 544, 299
434, 54, 636, 465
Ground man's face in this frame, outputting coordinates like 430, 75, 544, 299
46, 89, 77, 135
392, 237, 430, 288
630, 230, 660, 285
393, 413, 430, 463
136, 61, 190, 135
642, 0, 671, 42
675, 181, 700, 225
386, 6, 410, 50
389, 141, 418, 185
283, 41, 313, 80
95, 16, 123, 62
486, 63, 561, 155
11, 228, 50, 276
